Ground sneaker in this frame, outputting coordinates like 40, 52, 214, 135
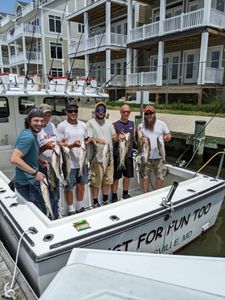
68, 211, 75, 216
123, 194, 131, 199
76, 207, 86, 213
93, 202, 101, 208
101, 200, 109, 206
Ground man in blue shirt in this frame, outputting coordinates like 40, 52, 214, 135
10, 108, 47, 214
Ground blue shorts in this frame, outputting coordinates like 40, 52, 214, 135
64, 165, 89, 190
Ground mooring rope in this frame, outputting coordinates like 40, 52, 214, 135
3, 230, 32, 299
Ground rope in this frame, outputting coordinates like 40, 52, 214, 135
183, 138, 202, 168
3, 230, 32, 299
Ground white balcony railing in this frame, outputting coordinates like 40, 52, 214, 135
205, 67, 224, 84
26, 51, 42, 62
10, 52, 25, 64
69, 33, 126, 55
10, 51, 42, 64
21, 2, 34, 17
127, 72, 157, 86
110, 74, 126, 86
1, 57, 9, 65
129, 8, 225, 43
0, 15, 13, 28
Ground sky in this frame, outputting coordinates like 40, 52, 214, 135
0, 0, 31, 14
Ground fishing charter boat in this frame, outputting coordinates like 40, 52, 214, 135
0, 158, 225, 296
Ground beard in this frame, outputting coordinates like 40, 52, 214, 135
144, 115, 156, 131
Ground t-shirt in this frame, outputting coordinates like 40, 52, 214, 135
113, 120, 134, 157
15, 129, 39, 184
86, 118, 116, 153
138, 119, 169, 159
57, 119, 87, 169
37, 122, 58, 162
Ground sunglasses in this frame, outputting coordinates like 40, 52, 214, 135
96, 108, 106, 113
67, 109, 78, 113
144, 112, 155, 116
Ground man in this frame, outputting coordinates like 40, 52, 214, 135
37, 103, 59, 219
57, 100, 88, 215
112, 104, 135, 202
10, 108, 47, 214
138, 105, 172, 192
86, 102, 117, 207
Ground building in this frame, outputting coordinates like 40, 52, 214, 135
67, 0, 225, 103
0, 0, 84, 79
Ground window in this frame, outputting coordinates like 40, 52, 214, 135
216, 0, 225, 12
211, 51, 220, 68
19, 97, 35, 114
49, 15, 61, 33
44, 97, 69, 115
117, 63, 121, 74
32, 18, 39, 26
78, 23, 84, 33
51, 68, 63, 77
16, 6, 22, 18
111, 64, 115, 74
0, 97, 9, 123
50, 42, 62, 59
124, 23, 127, 35
117, 24, 121, 34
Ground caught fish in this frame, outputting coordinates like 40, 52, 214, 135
78, 141, 87, 177
90, 141, 111, 175
157, 136, 166, 163
137, 129, 150, 176
60, 145, 71, 184
118, 132, 131, 170
51, 144, 70, 185
48, 162, 59, 202
40, 178, 54, 219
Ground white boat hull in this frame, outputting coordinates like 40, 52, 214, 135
0, 165, 224, 296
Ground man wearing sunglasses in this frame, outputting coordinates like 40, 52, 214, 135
138, 105, 171, 192
86, 102, 117, 207
57, 100, 89, 215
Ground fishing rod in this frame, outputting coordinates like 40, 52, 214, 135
24, 0, 40, 91
176, 102, 225, 168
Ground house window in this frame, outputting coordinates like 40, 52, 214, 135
111, 64, 115, 74
78, 23, 84, 33
117, 25, 121, 34
117, 63, 121, 74
32, 18, 39, 26
216, 0, 225, 12
50, 42, 62, 59
211, 51, 220, 68
16, 6, 22, 18
51, 68, 63, 77
49, 15, 61, 33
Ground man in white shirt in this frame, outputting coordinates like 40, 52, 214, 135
57, 100, 88, 215
138, 105, 172, 192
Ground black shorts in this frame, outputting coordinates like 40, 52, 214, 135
113, 156, 134, 180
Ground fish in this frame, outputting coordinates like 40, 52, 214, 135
117, 132, 131, 170
137, 129, 150, 176
48, 162, 59, 202
60, 145, 71, 184
78, 141, 87, 177
157, 136, 166, 163
40, 178, 54, 219
90, 141, 111, 175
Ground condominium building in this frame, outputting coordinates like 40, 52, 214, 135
0, 0, 84, 78
67, 0, 225, 103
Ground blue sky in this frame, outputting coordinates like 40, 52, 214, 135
0, 0, 31, 14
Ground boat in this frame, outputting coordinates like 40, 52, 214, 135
0, 160, 225, 296
39, 248, 225, 300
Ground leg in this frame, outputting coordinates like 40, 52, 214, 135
156, 179, 164, 189
123, 176, 130, 191
142, 177, 149, 193
112, 179, 119, 194
64, 189, 73, 206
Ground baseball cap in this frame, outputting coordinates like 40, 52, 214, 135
28, 108, 44, 119
95, 101, 106, 110
38, 103, 52, 113
65, 100, 79, 110
144, 105, 155, 113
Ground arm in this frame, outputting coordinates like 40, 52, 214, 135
163, 132, 172, 142
10, 149, 45, 181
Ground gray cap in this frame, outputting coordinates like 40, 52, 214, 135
65, 100, 79, 110
28, 108, 44, 119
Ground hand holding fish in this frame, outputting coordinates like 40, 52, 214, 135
141, 134, 147, 145
118, 131, 126, 141
72, 140, 81, 148
39, 142, 55, 153
36, 171, 45, 181
38, 159, 48, 168
95, 138, 107, 145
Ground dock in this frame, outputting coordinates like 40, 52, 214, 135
0, 241, 37, 300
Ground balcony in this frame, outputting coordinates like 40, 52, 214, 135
110, 74, 126, 86
127, 71, 157, 86
129, 8, 225, 44
205, 67, 224, 85
5, 24, 41, 42
10, 51, 42, 65
0, 15, 13, 28
69, 32, 127, 56
0, 57, 9, 66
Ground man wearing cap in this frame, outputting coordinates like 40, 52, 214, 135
37, 103, 59, 218
86, 102, 117, 207
138, 105, 172, 192
10, 108, 47, 214
57, 100, 89, 215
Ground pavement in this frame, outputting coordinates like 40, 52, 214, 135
78, 107, 225, 138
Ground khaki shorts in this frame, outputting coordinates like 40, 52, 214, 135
140, 158, 167, 181
90, 159, 114, 188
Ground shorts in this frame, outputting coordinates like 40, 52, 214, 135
64, 165, 89, 190
113, 156, 134, 180
90, 159, 114, 188
139, 159, 167, 181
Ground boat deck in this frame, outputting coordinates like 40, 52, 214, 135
0, 241, 37, 300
